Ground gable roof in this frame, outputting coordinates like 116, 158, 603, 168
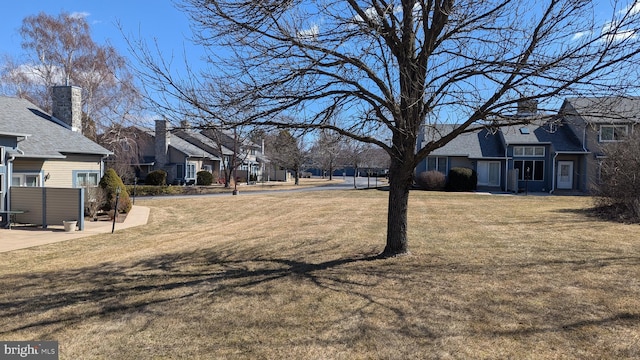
500, 121, 586, 152
134, 126, 221, 160
426, 125, 505, 159
561, 97, 640, 124
424, 120, 586, 158
0, 96, 111, 158
173, 129, 232, 157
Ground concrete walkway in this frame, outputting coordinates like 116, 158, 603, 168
0, 205, 150, 253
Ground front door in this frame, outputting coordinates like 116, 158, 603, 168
557, 161, 573, 189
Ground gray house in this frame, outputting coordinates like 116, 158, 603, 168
416, 97, 640, 193
559, 97, 640, 190
120, 120, 224, 185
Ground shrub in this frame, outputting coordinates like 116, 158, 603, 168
125, 185, 183, 196
197, 171, 214, 185
84, 186, 106, 219
594, 132, 640, 222
146, 170, 167, 186
416, 170, 446, 191
99, 168, 132, 213
446, 167, 477, 192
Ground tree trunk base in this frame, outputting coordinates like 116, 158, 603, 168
379, 248, 411, 258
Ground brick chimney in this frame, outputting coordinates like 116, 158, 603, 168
52, 85, 82, 132
155, 119, 170, 169
517, 99, 538, 115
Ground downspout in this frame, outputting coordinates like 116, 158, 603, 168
101, 154, 109, 178
6, 148, 24, 212
550, 152, 558, 194
504, 147, 508, 192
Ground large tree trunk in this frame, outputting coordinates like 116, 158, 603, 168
382, 154, 414, 256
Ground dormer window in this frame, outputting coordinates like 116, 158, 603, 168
599, 125, 628, 142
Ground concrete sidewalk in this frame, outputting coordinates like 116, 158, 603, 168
0, 205, 150, 253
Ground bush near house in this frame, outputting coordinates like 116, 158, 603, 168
197, 171, 214, 185
594, 132, 640, 222
416, 170, 446, 191
446, 167, 477, 192
125, 185, 183, 196
84, 186, 106, 219
99, 168, 132, 213
146, 170, 168, 186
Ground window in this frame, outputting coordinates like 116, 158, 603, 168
76, 172, 99, 187
202, 165, 213, 172
12, 173, 41, 187
513, 146, 545, 157
599, 125, 628, 142
0, 147, 4, 165
186, 162, 196, 179
514, 160, 544, 181
427, 157, 447, 174
176, 164, 185, 178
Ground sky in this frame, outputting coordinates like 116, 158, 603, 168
1, 1, 637, 123
0, 0, 203, 88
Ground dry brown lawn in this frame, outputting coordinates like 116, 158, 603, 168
1, 190, 639, 359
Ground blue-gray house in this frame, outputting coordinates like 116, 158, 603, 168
416, 101, 590, 193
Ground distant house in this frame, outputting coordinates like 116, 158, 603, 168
0, 85, 112, 215
122, 120, 268, 185
201, 128, 267, 182
416, 97, 640, 193
122, 120, 223, 185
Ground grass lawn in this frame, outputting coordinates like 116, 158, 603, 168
1, 190, 639, 359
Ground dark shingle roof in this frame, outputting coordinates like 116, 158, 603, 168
134, 126, 221, 160
500, 121, 585, 152
426, 125, 505, 158
0, 96, 111, 158
424, 121, 586, 158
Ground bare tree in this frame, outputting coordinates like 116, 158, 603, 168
201, 126, 254, 188
310, 130, 346, 180
594, 130, 640, 222
268, 130, 306, 185
98, 125, 150, 183
1, 12, 142, 139
132, 1, 640, 256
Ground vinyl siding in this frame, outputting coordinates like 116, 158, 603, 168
11, 155, 101, 188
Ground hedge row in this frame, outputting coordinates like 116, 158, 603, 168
416, 167, 477, 192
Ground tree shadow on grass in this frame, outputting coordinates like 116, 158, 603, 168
2, 246, 640, 352
0, 248, 392, 336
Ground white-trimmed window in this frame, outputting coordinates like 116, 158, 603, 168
427, 157, 447, 174
513, 146, 545, 157
12, 173, 41, 187
599, 125, 628, 142
202, 165, 213, 172
186, 162, 196, 179
0, 147, 4, 165
76, 172, 99, 187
